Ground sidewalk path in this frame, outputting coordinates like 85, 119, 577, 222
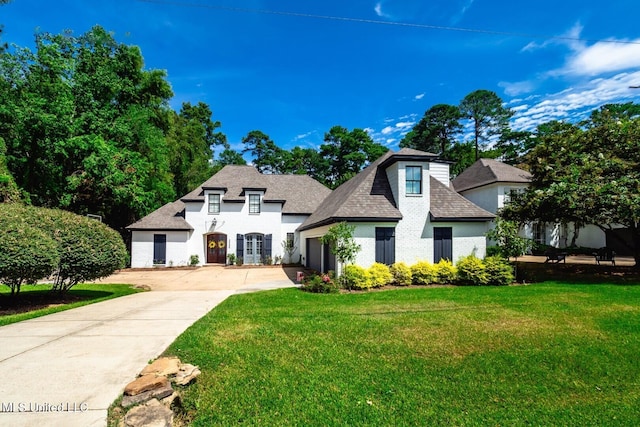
0, 267, 297, 427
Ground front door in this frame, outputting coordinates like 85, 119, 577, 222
206, 233, 227, 264
245, 234, 263, 264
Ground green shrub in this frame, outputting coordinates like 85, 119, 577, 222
342, 265, 372, 290
0, 204, 127, 294
368, 263, 393, 288
483, 256, 514, 286
435, 259, 457, 284
390, 262, 412, 286
456, 255, 488, 286
301, 272, 339, 294
411, 261, 437, 285
49, 209, 127, 293
486, 245, 502, 257
0, 205, 60, 295
189, 254, 199, 266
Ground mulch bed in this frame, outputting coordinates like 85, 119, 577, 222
0, 292, 86, 316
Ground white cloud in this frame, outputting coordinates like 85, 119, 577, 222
451, 0, 475, 24
374, 2, 393, 19
414, 93, 425, 100
381, 126, 394, 135
499, 80, 536, 96
558, 39, 640, 77
509, 71, 640, 131
293, 131, 313, 141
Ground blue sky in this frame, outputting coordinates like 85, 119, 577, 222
3, 0, 640, 156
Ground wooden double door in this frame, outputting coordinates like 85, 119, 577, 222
206, 233, 227, 264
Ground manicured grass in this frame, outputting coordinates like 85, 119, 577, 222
166, 283, 640, 426
0, 284, 143, 326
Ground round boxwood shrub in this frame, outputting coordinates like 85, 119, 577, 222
48, 209, 127, 292
456, 255, 489, 286
435, 259, 457, 284
390, 262, 412, 286
342, 265, 372, 290
483, 256, 514, 286
0, 203, 127, 294
411, 261, 437, 285
0, 205, 60, 295
368, 262, 393, 288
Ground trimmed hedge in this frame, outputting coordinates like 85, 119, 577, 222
368, 263, 393, 288
343, 265, 372, 290
483, 256, 515, 286
456, 255, 489, 286
390, 262, 412, 286
435, 259, 457, 284
0, 204, 127, 294
411, 261, 437, 285
0, 211, 60, 295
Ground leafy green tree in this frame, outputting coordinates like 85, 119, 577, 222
445, 141, 479, 177
495, 129, 532, 165
0, 137, 20, 202
167, 102, 225, 196
400, 104, 462, 155
283, 146, 324, 177
211, 144, 247, 174
0, 26, 175, 231
502, 108, 640, 266
242, 130, 289, 174
459, 90, 513, 160
486, 218, 532, 260
320, 222, 361, 288
320, 126, 387, 188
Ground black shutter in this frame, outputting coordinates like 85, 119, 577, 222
375, 228, 395, 265
265, 234, 272, 258
434, 227, 453, 262
236, 234, 244, 259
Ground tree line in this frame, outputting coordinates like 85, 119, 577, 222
2, 24, 639, 262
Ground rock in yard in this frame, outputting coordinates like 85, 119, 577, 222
124, 375, 169, 396
124, 398, 173, 427
140, 357, 181, 377
122, 384, 174, 408
174, 363, 201, 386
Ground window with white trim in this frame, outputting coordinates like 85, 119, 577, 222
249, 194, 261, 214
208, 194, 220, 214
406, 166, 422, 195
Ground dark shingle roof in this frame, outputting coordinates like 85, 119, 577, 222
126, 201, 193, 231
451, 158, 531, 193
430, 177, 495, 221
298, 151, 402, 231
127, 166, 332, 230
298, 149, 494, 231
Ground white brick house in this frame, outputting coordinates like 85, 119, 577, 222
128, 149, 495, 269
127, 166, 331, 267
452, 158, 609, 250
298, 149, 494, 273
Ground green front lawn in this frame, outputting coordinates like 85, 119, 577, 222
0, 284, 143, 326
166, 283, 640, 426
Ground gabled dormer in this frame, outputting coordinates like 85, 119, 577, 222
380, 148, 449, 217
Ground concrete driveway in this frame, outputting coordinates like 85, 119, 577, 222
0, 266, 298, 427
